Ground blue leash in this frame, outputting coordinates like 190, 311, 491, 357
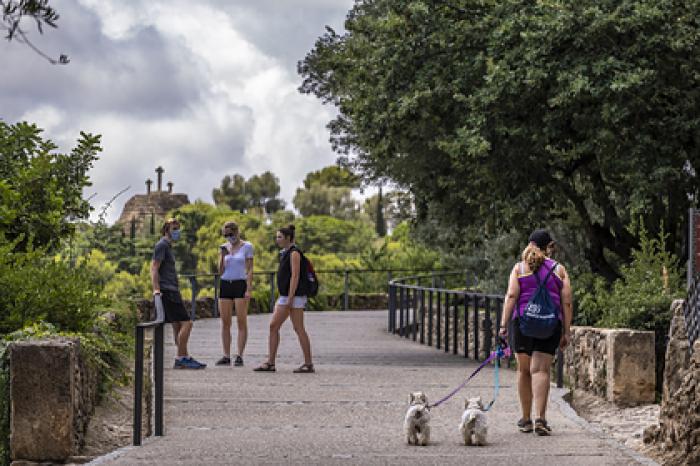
428, 342, 510, 410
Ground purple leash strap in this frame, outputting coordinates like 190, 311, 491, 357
428, 352, 498, 409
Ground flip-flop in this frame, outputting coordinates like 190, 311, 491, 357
293, 363, 315, 373
253, 362, 276, 372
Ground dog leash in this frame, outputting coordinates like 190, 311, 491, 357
428, 341, 511, 410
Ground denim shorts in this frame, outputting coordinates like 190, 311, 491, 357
276, 296, 307, 309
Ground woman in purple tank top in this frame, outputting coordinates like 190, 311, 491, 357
498, 230, 573, 436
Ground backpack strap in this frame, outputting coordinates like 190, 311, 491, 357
533, 261, 558, 287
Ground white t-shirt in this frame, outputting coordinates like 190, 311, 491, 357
221, 241, 254, 281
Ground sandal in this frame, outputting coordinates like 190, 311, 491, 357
534, 418, 552, 436
293, 363, 315, 373
253, 362, 276, 372
517, 418, 533, 433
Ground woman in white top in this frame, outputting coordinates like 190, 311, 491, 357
216, 221, 254, 366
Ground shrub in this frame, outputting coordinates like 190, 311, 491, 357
0, 241, 106, 335
576, 228, 684, 392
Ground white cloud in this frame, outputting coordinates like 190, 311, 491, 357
2, 0, 354, 222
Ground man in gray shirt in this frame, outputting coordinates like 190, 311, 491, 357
151, 218, 206, 369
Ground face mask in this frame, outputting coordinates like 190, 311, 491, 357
226, 235, 237, 243
171, 229, 181, 241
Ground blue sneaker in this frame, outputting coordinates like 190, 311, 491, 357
174, 357, 206, 369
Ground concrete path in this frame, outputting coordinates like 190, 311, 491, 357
96, 311, 654, 465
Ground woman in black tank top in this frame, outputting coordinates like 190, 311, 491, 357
254, 224, 314, 373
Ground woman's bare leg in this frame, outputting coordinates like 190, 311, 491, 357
218, 298, 234, 357
234, 298, 249, 357
290, 308, 312, 365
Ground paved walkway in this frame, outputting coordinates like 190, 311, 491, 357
95, 311, 654, 465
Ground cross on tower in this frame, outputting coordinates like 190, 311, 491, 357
167, 181, 173, 193
155, 166, 164, 192
146, 178, 153, 195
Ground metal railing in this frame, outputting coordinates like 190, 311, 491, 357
683, 273, 700, 353
133, 295, 165, 446
388, 271, 564, 388
181, 268, 457, 318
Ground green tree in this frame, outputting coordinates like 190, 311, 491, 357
212, 174, 248, 212
0, 121, 102, 251
293, 183, 359, 219
303, 165, 360, 189
212, 172, 285, 214
299, 0, 700, 280
246, 171, 286, 214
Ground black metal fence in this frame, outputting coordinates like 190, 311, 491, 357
181, 268, 457, 318
388, 271, 564, 388
133, 295, 165, 446
683, 274, 700, 353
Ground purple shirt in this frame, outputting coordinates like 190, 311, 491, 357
514, 258, 563, 319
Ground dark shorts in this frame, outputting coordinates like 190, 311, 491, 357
219, 279, 247, 299
511, 318, 562, 356
160, 289, 191, 323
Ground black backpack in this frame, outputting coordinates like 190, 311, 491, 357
281, 246, 319, 297
301, 254, 319, 297
519, 262, 561, 339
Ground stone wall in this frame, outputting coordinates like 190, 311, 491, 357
136, 294, 390, 321
643, 300, 699, 466
9, 338, 99, 462
564, 327, 656, 406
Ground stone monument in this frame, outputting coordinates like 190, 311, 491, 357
116, 166, 190, 236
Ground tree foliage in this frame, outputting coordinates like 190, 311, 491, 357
0, 121, 102, 251
212, 171, 285, 214
293, 182, 359, 219
303, 165, 360, 189
299, 0, 700, 280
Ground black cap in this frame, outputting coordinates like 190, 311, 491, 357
528, 229, 554, 250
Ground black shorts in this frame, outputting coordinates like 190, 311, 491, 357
511, 318, 562, 356
160, 289, 191, 323
219, 279, 247, 299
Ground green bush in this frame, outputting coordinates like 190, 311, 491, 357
0, 241, 106, 335
576, 228, 684, 392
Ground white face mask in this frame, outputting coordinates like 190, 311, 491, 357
226, 234, 238, 243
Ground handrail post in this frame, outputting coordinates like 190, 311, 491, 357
343, 269, 349, 311
483, 297, 493, 360
269, 272, 275, 313
154, 323, 164, 436
133, 326, 144, 446
188, 276, 197, 321
556, 348, 564, 388
428, 290, 433, 346
213, 274, 220, 318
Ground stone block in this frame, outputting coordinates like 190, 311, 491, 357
606, 329, 656, 406
9, 339, 77, 461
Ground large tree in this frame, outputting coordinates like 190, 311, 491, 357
0, 121, 102, 251
299, 0, 700, 280
212, 171, 285, 214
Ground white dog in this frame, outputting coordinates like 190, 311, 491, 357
459, 396, 488, 446
404, 391, 431, 446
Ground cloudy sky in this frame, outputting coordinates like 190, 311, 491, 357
1, 0, 355, 222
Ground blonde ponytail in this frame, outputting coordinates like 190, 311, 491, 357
522, 243, 546, 272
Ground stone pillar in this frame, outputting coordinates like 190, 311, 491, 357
606, 329, 656, 405
167, 181, 173, 193
156, 166, 164, 192
146, 178, 153, 195
10, 339, 77, 461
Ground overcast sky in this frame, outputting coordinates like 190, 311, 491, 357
1, 0, 355, 222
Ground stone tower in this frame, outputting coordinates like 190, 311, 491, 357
116, 167, 190, 236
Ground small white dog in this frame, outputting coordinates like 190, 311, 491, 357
459, 396, 488, 446
404, 391, 431, 446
